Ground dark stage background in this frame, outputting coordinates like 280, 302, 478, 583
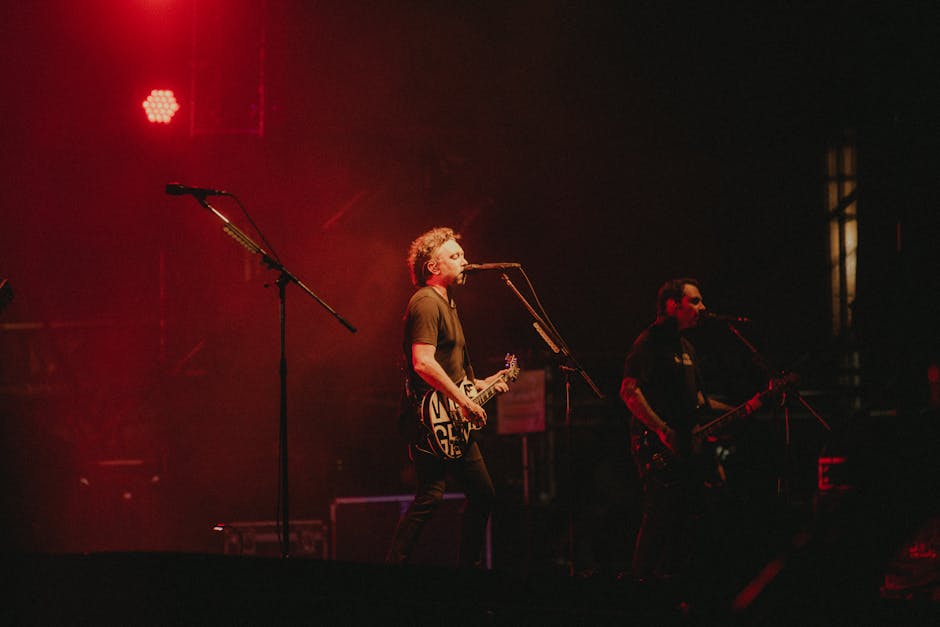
1, 0, 938, 583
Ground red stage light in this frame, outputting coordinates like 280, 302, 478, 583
927, 363, 939, 384
142, 89, 180, 124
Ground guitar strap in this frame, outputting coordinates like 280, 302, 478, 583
695, 363, 713, 412
462, 336, 475, 384
450, 297, 475, 383
686, 338, 712, 413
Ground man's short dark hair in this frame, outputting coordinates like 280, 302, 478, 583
656, 278, 700, 316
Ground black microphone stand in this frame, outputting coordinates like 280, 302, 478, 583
190, 194, 356, 557
496, 269, 603, 576
723, 322, 829, 505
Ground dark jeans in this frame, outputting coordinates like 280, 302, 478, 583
386, 440, 494, 568
632, 474, 700, 581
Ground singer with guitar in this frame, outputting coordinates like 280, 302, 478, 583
386, 227, 512, 569
620, 278, 765, 584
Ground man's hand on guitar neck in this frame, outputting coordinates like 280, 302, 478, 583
741, 374, 794, 415
463, 368, 512, 427
475, 370, 510, 394
744, 393, 762, 415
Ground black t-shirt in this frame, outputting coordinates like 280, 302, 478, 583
402, 286, 472, 396
623, 318, 702, 433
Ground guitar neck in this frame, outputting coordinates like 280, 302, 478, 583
693, 403, 749, 438
471, 374, 507, 407
693, 373, 797, 438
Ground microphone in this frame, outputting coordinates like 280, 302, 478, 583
463, 262, 521, 273
701, 311, 752, 323
165, 182, 228, 197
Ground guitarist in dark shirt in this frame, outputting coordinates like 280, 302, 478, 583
620, 278, 762, 582
387, 227, 510, 568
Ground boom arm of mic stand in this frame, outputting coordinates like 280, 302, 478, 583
198, 197, 357, 333
498, 272, 603, 399
725, 322, 772, 375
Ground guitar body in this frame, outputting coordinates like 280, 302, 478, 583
631, 423, 713, 487
418, 355, 519, 459
421, 378, 480, 459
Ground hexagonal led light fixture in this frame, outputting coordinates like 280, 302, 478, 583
142, 89, 181, 124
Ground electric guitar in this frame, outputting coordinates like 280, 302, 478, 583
634, 372, 799, 483
420, 354, 519, 459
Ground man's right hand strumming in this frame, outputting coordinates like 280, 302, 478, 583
622, 377, 679, 456
461, 399, 487, 428
657, 425, 679, 456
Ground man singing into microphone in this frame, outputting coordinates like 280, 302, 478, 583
386, 227, 510, 568
619, 278, 762, 584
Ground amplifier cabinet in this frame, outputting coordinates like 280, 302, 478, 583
215, 519, 327, 559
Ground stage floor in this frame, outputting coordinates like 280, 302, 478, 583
5, 549, 935, 626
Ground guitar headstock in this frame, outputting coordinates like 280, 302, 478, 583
504, 353, 521, 382
765, 372, 800, 399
